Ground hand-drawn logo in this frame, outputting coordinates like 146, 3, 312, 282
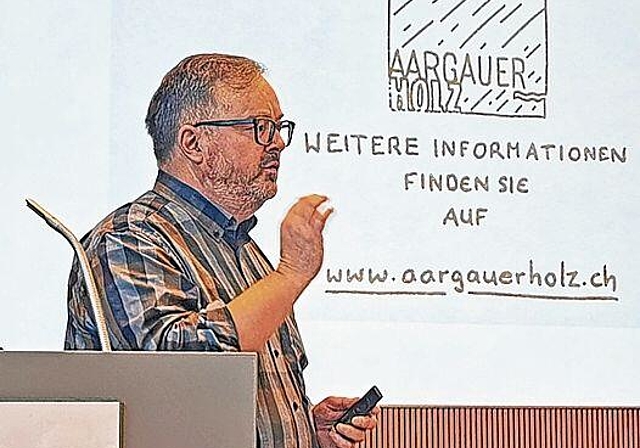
388, 0, 548, 118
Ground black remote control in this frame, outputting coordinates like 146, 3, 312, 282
336, 386, 383, 426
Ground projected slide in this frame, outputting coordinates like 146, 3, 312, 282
111, 1, 639, 329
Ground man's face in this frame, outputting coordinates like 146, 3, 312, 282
200, 77, 286, 212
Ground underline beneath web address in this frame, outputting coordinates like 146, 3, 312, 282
324, 290, 619, 301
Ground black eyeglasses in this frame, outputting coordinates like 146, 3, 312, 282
193, 117, 295, 147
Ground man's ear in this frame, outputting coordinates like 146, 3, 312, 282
177, 124, 204, 164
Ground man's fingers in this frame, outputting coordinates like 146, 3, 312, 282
329, 429, 357, 448
287, 195, 333, 233
311, 203, 333, 232
290, 194, 328, 220
298, 194, 328, 210
335, 423, 367, 443
321, 396, 359, 412
350, 414, 379, 430
313, 397, 380, 448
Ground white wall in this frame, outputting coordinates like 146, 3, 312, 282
1, 0, 638, 405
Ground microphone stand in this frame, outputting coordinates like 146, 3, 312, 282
26, 199, 112, 352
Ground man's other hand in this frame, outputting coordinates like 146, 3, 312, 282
277, 194, 333, 287
312, 396, 379, 448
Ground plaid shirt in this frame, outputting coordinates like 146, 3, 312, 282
65, 171, 318, 448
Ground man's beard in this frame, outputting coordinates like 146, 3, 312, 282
204, 153, 277, 213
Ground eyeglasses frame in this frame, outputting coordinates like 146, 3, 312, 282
193, 117, 295, 147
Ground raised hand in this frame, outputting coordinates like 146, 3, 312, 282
277, 194, 333, 287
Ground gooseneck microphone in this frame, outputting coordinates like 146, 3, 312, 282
26, 199, 112, 352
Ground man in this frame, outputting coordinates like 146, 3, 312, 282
65, 53, 378, 448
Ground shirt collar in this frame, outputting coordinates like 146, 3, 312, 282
156, 170, 257, 249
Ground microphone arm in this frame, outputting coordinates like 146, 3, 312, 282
26, 199, 112, 352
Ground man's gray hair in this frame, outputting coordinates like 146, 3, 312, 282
145, 53, 265, 164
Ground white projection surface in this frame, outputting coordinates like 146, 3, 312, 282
1, 1, 638, 405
